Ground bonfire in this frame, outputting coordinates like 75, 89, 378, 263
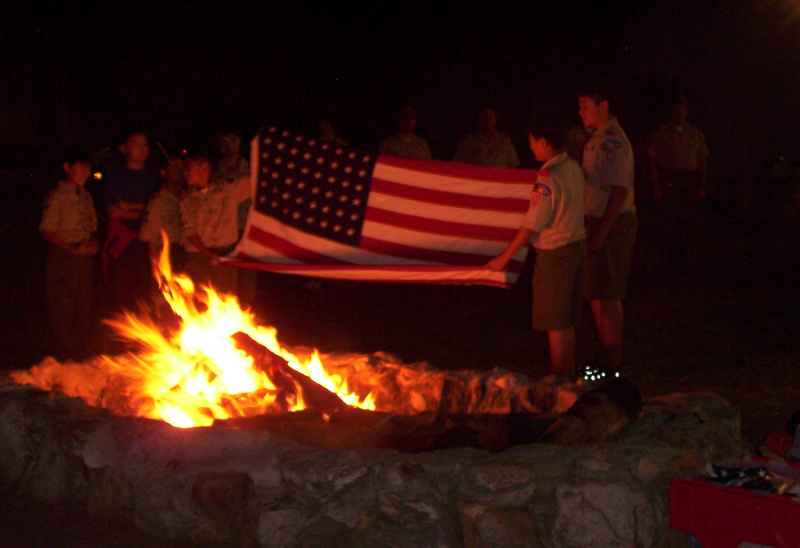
13, 233, 375, 428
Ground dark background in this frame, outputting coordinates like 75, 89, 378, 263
1, 4, 800, 543
4, 0, 800, 182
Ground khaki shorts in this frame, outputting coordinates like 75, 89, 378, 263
585, 212, 638, 300
532, 240, 585, 331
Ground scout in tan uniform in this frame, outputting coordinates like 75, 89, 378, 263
488, 125, 586, 376
380, 106, 433, 161
213, 133, 258, 305
454, 108, 520, 168
648, 94, 709, 203
647, 94, 709, 266
180, 154, 252, 298
140, 157, 184, 264
578, 88, 637, 371
40, 150, 99, 356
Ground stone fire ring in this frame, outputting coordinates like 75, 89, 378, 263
0, 379, 742, 548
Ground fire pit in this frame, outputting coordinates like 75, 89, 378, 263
1, 237, 744, 547
10, 238, 575, 431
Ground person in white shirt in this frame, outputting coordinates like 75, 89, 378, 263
578, 87, 637, 372
488, 124, 586, 377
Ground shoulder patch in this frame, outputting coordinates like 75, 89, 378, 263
533, 182, 552, 197
601, 136, 623, 150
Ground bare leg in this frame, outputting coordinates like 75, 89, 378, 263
590, 299, 624, 368
547, 327, 577, 378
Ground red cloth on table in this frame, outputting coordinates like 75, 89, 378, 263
670, 477, 800, 548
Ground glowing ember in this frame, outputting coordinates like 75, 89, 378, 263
12, 233, 375, 428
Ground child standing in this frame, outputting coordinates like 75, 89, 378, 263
488, 124, 586, 378
103, 131, 158, 309
180, 153, 251, 297
40, 149, 99, 357
140, 156, 185, 267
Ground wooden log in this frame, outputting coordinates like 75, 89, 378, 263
232, 332, 348, 416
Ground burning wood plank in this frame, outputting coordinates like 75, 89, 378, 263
232, 332, 348, 416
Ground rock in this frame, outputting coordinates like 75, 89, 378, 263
0, 383, 744, 548
460, 504, 540, 548
462, 463, 537, 506
87, 467, 132, 518
295, 516, 353, 548
257, 509, 308, 548
552, 482, 657, 548
192, 472, 254, 520
349, 462, 462, 548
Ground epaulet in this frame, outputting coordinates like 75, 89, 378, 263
601, 131, 624, 149
532, 179, 553, 197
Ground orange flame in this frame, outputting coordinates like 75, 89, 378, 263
13, 233, 375, 428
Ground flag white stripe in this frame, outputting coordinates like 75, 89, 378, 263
373, 162, 533, 199
362, 220, 510, 257
367, 191, 527, 229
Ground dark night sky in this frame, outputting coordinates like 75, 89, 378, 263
5, 1, 800, 179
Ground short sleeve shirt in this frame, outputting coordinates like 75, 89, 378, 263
181, 177, 252, 251
179, 189, 207, 252
140, 187, 182, 246
649, 123, 708, 172
454, 132, 520, 168
380, 133, 432, 161
582, 118, 636, 217
523, 153, 586, 250
40, 181, 98, 244
212, 157, 253, 233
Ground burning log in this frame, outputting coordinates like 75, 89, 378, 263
232, 332, 348, 416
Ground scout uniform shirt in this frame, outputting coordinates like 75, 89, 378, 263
380, 133, 432, 161
40, 181, 98, 244
523, 152, 586, 250
582, 117, 635, 218
212, 156, 252, 238
140, 187, 182, 247
181, 177, 252, 252
649, 122, 708, 172
454, 132, 520, 168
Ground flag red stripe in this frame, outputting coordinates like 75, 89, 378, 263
365, 206, 518, 242
359, 235, 523, 272
377, 155, 537, 184
247, 225, 351, 265
371, 179, 530, 212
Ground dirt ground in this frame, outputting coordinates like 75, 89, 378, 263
1, 191, 798, 545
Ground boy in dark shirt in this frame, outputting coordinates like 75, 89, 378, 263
103, 131, 158, 310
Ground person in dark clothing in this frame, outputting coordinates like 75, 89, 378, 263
103, 131, 159, 311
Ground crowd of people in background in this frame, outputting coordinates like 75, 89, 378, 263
39, 89, 712, 379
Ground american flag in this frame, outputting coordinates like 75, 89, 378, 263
225, 127, 536, 287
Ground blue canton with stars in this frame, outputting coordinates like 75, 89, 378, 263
256, 127, 376, 246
